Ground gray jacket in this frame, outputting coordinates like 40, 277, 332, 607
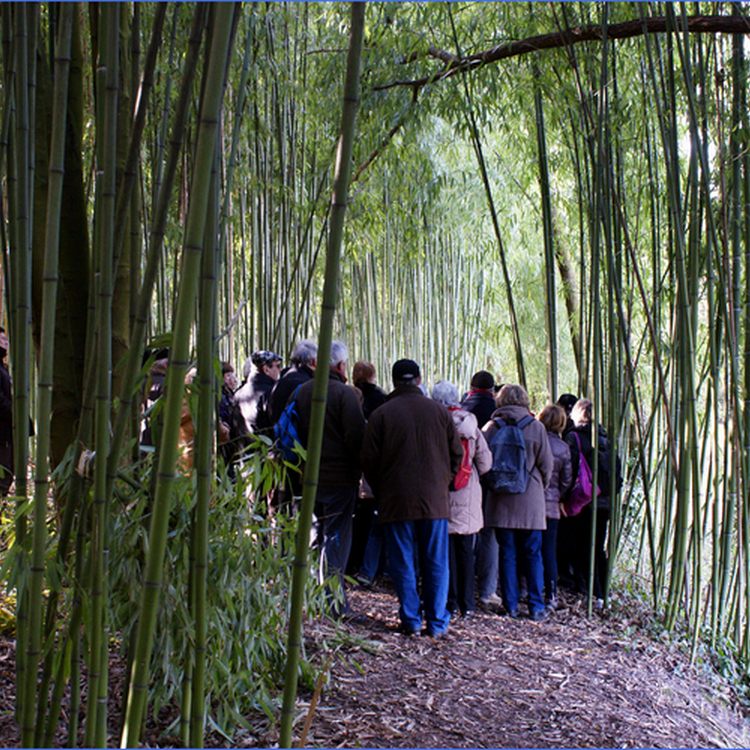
544, 431, 573, 520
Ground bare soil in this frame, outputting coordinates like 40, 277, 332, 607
1, 580, 749, 748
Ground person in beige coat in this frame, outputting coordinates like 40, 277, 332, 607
482, 384, 553, 621
432, 381, 492, 618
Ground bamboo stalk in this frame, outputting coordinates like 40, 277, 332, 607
120, 6, 235, 743
279, 4, 365, 746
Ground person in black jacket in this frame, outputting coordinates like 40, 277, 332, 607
267, 339, 317, 426
0, 327, 11, 496
295, 341, 366, 619
563, 398, 622, 605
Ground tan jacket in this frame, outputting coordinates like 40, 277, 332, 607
448, 409, 492, 536
482, 405, 553, 530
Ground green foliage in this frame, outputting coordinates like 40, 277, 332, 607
108, 448, 342, 738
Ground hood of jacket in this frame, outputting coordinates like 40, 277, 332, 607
450, 408, 478, 439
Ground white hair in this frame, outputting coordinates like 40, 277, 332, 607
431, 380, 459, 408
330, 340, 348, 367
291, 339, 318, 366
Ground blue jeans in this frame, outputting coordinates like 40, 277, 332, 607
542, 517, 559, 602
384, 518, 450, 634
312, 485, 357, 617
359, 512, 386, 580
496, 528, 545, 615
475, 525, 499, 599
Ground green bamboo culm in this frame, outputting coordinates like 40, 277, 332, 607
23, 5, 73, 746
190, 133, 223, 750
11, 1, 33, 730
85, 6, 120, 745
119, 5, 236, 745
278, 4, 365, 747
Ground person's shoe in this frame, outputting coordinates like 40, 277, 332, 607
340, 611, 366, 625
479, 593, 503, 610
504, 608, 520, 619
354, 573, 373, 590
545, 596, 559, 612
530, 609, 550, 622
423, 628, 448, 639
593, 597, 604, 610
397, 622, 421, 636
461, 610, 475, 621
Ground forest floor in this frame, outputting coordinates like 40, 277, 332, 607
1, 579, 750, 748
283, 580, 750, 750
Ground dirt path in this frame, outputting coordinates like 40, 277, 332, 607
303, 583, 750, 749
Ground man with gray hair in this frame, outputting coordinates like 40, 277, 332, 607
268, 339, 318, 426
295, 340, 366, 620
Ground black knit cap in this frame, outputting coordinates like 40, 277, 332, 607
470, 370, 495, 391
392, 358, 420, 382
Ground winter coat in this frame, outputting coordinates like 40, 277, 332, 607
564, 423, 622, 511
268, 364, 315, 426
544, 431, 573, 519
361, 384, 463, 524
295, 368, 366, 488
355, 381, 388, 420
460, 388, 496, 430
447, 408, 492, 536
482, 404, 553, 530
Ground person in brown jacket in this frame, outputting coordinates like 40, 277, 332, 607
295, 340, 366, 619
483, 384, 553, 621
361, 359, 463, 638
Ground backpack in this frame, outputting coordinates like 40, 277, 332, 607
563, 432, 600, 516
273, 385, 303, 466
486, 415, 534, 494
450, 438, 472, 491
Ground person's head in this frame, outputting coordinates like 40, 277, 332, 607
391, 358, 421, 388
251, 350, 283, 381
538, 403, 567, 435
352, 361, 376, 386
431, 380, 460, 408
570, 398, 593, 427
222, 362, 238, 391
290, 339, 318, 369
556, 393, 578, 416
470, 370, 495, 391
329, 340, 348, 375
495, 383, 530, 409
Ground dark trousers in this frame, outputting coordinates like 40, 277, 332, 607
541, 517, 559, 602
448, 533, 476, 615
312, 485, 357, 617
569, 505, 610, 599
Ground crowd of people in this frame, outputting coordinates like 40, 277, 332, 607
156, 338, 622, 638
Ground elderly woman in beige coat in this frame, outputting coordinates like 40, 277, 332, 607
432, 381, 493, 619
482, 384, 553, 621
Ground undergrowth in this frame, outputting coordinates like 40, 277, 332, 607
108, 447, 361, 741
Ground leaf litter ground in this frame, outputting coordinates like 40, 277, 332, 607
1, 580, 749, 748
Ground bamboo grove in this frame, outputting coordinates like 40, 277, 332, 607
1, 1, 750, 746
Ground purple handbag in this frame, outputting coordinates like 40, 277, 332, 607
563, 432, 600, 517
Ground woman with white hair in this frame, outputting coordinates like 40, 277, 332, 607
431, 380, 492, 620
